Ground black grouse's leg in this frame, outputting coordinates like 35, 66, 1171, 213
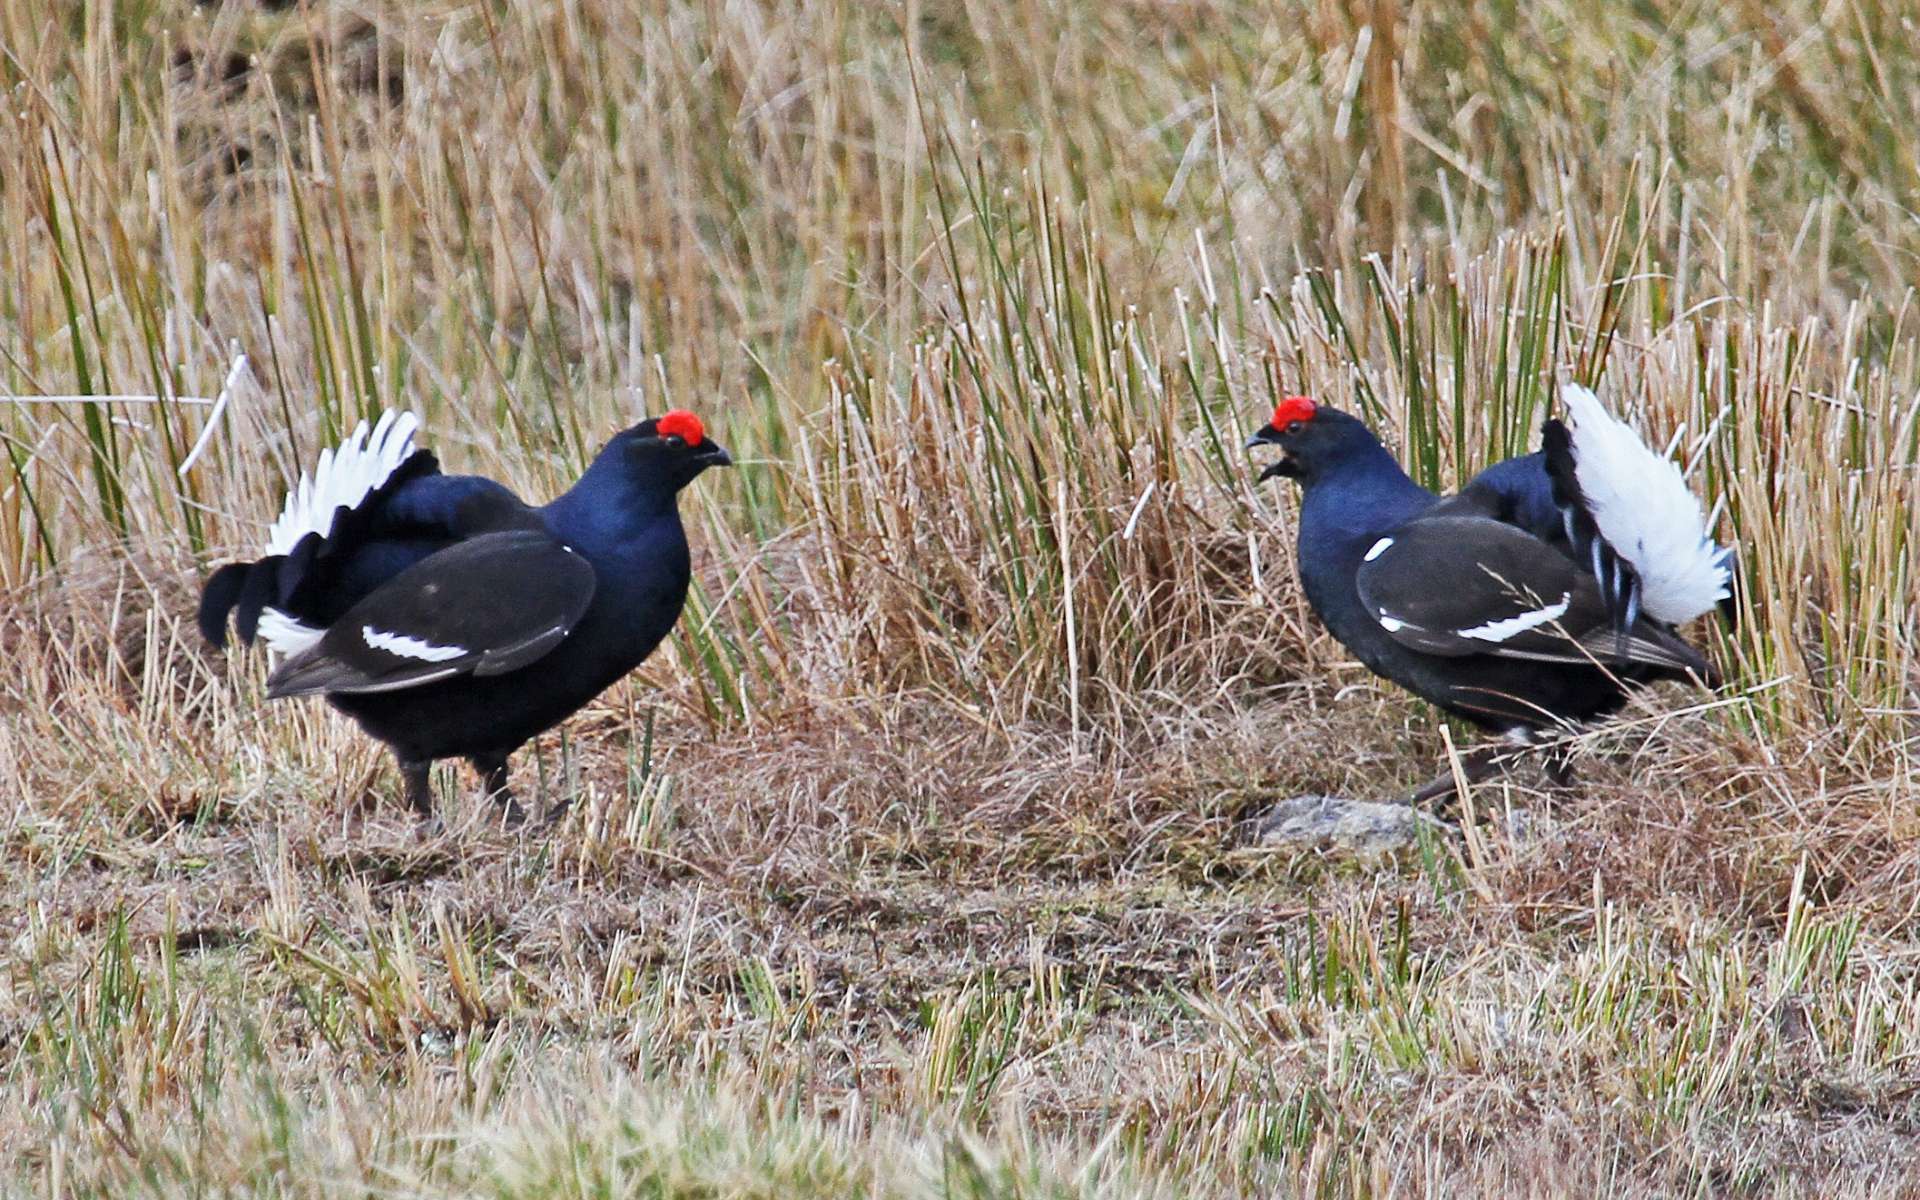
1405, 743, 1508, 810
471, 753, 527, 828
398, 758, 435, 822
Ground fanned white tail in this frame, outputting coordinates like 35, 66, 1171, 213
265, 411, 420, 555
1561, 384, 1730, 624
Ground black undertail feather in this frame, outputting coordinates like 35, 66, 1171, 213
196, 562, 249, 648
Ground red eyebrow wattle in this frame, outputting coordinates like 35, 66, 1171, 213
1272, 395, 1317, 427
657, 410, 705, 447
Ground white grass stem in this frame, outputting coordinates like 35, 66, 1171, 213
176, 353, 253, 477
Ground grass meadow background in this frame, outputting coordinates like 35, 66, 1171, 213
4, 0, 1920, 1194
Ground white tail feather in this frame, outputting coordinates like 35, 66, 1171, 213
1561, 383, 1730, 624
265, 411, 420, 555
256, 608, 325, 656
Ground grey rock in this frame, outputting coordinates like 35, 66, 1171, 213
1247, 794, 1452, 857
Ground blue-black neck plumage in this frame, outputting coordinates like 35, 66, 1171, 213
538, 443, 695, 677
1281, 414, 1436, 623
543, 440, 689, 554
1290, 420, 1434, 549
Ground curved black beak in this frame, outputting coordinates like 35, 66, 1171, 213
698, 442, 734, 467
1246, 424, 1296, 480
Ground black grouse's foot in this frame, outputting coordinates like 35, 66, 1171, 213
494, 794, 529, 828
1542, 746, 1578, 791
472, 754, 526, 829
539, 796, 574, 829
1405, 744, 1505, 810
1405, 742, 1509, 813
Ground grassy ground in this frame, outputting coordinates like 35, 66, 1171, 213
4, 0, 1920, 1194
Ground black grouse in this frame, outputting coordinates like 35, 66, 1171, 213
198, 409, 731, 824
1247, 385, 1732, 802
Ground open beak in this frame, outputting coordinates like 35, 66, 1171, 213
1246, 424, 1295, 480
698, 442, 734, 467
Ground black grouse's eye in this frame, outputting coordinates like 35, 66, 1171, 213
665, 435, 685, 447
1285, 420, 1303, 435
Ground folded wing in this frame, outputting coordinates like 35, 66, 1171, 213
1355, 515, 1713, 678
265, 530, 597, 697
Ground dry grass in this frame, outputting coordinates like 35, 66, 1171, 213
4, 0, 1920, 1195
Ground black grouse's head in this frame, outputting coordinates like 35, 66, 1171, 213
610, 409, 733, 491
1245, 396, 1382, 485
